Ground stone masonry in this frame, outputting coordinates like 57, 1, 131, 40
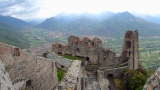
52, 30, 140, 70
0, 60, 14, 90
55, 60, 82, 90
0, 42, 58, 90
143, 67, 160, 90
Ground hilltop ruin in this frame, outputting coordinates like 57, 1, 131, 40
0, 30, 142, 90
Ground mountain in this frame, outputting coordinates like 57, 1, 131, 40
0, 15, 33, 30
35, 12, 115, 31
36, 11, 160, 37
0, 22, 30, 48
98, 11, 160, 36
139, 15, 160, 24
62, 16, 100, 35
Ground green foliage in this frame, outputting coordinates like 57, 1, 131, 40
0, 22, 30, 49
59, 54, 83, 61
124, 67, 152, 90
57, 68, 66, 81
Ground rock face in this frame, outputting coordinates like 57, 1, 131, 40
52, 30, 139, 70
0, 42, 58, 90
143, 67, 160, 90
0, 60, 14, 90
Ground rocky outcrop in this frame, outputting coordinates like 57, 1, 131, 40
55, 60, 82, 90
143, 67, 160, 90
0, 60, 14, 90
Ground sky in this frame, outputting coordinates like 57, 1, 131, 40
0, 0, 160, 21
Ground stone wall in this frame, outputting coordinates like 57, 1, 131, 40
47, 53, 72, 71
143, 67, 160, 90
55, 60, 81, 90
0, 42, 58, 90
0, 60, 14, 90
104, 66, 128, 78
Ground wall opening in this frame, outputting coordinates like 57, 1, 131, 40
77, 48, 80, 52
92, 42, 94, 46
107, 74, 114, 79
58, 45, 62, 50
128, 51, 131, 56
58, 86, 62, 90
58, 52, 62, 54
88, 42, 90, 46
12, 48, 20, 56
86, 57, 89, 61
61, 65, 64, 68
26, 79, 31, 86
125, 41, 131, 49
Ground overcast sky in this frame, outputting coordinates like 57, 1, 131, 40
0, 0, 160, 21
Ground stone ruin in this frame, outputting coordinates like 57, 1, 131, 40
0, 30, 142, 90
52, 30, 140, 70
51, 30, 141, 90
0, 42, 58, 90
143, 67, 160, 90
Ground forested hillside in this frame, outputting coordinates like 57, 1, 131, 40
0, 22, 30, 49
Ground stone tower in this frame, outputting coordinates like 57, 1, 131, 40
123, 30, 139, 69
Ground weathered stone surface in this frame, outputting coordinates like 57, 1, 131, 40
52, 30, 139, 70
55, 60, 81, 90
47, 53, 72, 71
0, 42, 58, 90
143, 67, 160, 90
0, 60, 14, 90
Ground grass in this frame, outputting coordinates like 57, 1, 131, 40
114, 79, 126, 90
59, 54, 84, 61
57, 68, 66, 81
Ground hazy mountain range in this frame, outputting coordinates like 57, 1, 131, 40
1, 11, 160, 48
35, 11, 160, 36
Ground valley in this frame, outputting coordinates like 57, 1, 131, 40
22, 28, 160, 70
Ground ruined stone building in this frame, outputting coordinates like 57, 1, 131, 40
51, 30, 140, 90
52, 30, 140, 70
0, 30, 141, 90
0, 42, 58, 90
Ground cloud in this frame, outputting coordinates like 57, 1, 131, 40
0, 0, 44, 20
1, 0, 160, 20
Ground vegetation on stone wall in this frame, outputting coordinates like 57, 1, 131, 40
123, 67, 153, 90
57, 68, 66, 81
59, 54, 84, 61
114, 79, 126, 90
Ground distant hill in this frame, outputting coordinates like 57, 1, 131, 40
139, 15, 160, 24
0, 15, 33, 30
0, 22, 30, 48
36, 11, 160, 37
98, 11, 160, 36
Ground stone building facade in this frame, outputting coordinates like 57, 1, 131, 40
0, 42, 58, 90
52, 30, 140, 70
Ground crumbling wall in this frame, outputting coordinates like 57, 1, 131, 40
0, 60, 14, 90
55, 60, 81, 90
0, 42, 58, 90
47, 53, 72, 71
122, 30, 139, 70
143, 67, 160, 90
